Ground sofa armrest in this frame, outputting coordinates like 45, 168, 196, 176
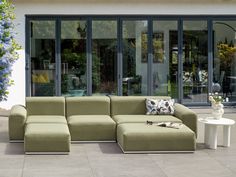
8, 105, 27, 141
174, 103, 197, 137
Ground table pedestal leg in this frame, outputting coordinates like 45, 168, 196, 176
205, 124, 218, 149
223, 126, 231, 147
204, 124, 209, 145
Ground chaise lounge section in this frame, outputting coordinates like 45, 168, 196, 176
110, 96, 197, 153
9, 97, 71, 154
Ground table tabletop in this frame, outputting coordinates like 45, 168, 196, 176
198, 117, 235, 126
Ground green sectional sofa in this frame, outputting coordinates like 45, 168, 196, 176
8, 96, 197, 154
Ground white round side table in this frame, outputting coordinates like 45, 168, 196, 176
198, 117, 235, 149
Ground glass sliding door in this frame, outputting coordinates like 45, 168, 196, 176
152, 21, 178, 99
92, 20, 117, 95
122, 20, 148, 95
213, 21, 236, 103
61, 20, 87, 96
182, 21, 208, 103
30, 21, 56, 96
27, 16, 236, 106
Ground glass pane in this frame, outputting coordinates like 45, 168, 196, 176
61, 21, 87, 96
30, 21, 56, 96
213, 21, 236, 103
123, 20, 148, 95
183, 21, 208, 103
153, 21, 178, 99
92, 20, 117, 95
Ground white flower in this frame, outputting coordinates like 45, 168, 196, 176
209, 96, 213, 101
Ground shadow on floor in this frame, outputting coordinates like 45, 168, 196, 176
98, 143, 123, 154
196, 143, 206, 150
4, 143, 24, 155
0, 130, 9, 143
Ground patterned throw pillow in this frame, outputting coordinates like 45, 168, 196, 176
156, 99, 175, 115
146, 98, 158, 115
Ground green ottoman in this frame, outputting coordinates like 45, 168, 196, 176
117, 123, 196, 153
24, 123, 71, 154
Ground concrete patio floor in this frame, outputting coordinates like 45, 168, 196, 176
0, 108, 236, 177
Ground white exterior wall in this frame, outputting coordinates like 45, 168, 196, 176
1, 0, 236, 109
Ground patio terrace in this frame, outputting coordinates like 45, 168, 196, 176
0, 107, 236, 177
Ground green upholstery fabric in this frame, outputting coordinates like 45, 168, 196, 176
68, 115, 116, 141
174, 103, 198, 137
113, 115, 182, 124
9, 95, 197, 153
26, 97, 65, 116
26, 116, 67, 124
66, 96, 110, 117
24, 123, 70, 153
117, 123, 196, 152
9, 105, 27, 140
110, 96, 171, 116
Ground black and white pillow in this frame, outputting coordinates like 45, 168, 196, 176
156, 99, 175, 115
146, 98, 158, 115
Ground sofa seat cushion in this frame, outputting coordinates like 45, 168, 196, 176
113, 115, 182, 124
68, 115, 116, 141
24, 123, 70, 153
26, 115, 67, 124
117, 123, 196, 152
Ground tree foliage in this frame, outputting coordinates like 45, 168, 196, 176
217, 41, 236, 70
0, 0, 20, 101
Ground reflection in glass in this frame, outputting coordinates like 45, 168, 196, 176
92, 20, 117, 95
182, 21, 208, 103
123, 20, 148, 95
213, 21, 236, 102
61, 21, 87, 96
152, 21, 178, 99
30, 21, 56, 96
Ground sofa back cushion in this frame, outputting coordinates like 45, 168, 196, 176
26, 97, 65, 116
110, 96, 171, 116
66, 96, 110, 117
